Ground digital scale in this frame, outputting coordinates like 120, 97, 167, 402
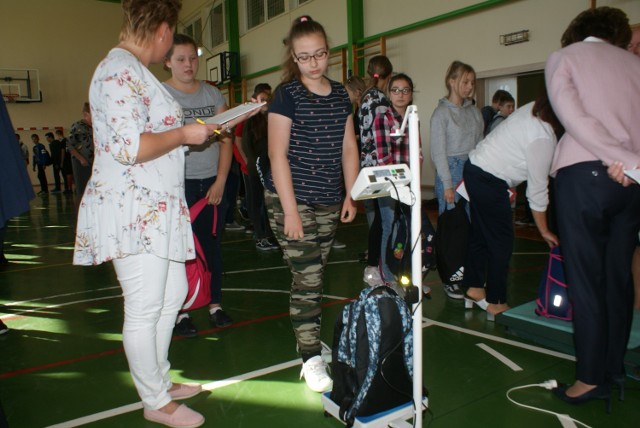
350, 164, 412, 202
324, 105, 428, 427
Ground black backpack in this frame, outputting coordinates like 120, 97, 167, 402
330, 286, 416, 427
435, 200, 469, 286
386, 203, 411, 278
386, 203, 437, 279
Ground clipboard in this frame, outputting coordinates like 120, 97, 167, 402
203, 102, 265, 125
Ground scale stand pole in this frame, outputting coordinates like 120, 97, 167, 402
408, 105, 423, 428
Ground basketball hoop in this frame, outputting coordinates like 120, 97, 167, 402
2, 93, 19, 103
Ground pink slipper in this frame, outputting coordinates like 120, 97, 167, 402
143, 404, 204, 428
169, 383, 203, 400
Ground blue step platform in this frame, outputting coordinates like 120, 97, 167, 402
497, 301, 640, 366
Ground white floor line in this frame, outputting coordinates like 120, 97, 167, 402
46, 359, 303, 427
476, 343, 523, 371
425, 317, 576, 361
46, 402, 143, 428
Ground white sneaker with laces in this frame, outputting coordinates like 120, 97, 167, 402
300, 355, 333, 392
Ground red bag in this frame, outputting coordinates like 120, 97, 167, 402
183, 198, 217, 311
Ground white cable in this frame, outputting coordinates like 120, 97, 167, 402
505, 382, 592, 428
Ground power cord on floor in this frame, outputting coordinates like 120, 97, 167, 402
506, 380, 592, 428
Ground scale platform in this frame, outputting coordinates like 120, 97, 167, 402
322, 392, 428, 428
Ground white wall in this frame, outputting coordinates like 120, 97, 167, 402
4, 0, 639, 187
1, 0, 123, 185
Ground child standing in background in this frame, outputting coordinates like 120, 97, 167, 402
262, 15, 359, 393
430, 60, 483, 299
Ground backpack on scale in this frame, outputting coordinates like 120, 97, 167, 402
330, 286, 416, 427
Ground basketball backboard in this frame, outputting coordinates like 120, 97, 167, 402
0, 68, 42, 103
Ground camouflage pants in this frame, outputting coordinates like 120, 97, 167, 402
264, 189, 340, 356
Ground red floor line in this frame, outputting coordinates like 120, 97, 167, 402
0, 298, 355, 379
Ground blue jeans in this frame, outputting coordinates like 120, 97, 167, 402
378, 196, 397, 283
184, 176, 229, 305
435, 156, 466, 215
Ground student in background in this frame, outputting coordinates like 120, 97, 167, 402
31, 134, 49, 195
481, 89, 512, 135
430, 60, 483, 299
485, 91, 515, 135
45, 132, 63, 193
372, 73, 421, 292
56, 129, 73, 194
264, 15, 358, 393
238, 85, 278, 251
163, 33, 253, 335
68, 102, 93, 197
358, 55, 393, 287
345, 75, 366, 155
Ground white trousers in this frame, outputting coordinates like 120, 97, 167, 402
112, 253, 188, 409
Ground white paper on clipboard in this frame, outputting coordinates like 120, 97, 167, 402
203, 102, 265, 125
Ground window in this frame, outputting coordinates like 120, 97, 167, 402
210, 2, 227, 47
247, 0, 285, 30
184, 17, 203, 46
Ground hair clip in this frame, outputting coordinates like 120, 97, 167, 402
300, 16, 308, 22
373, 73, 380, 79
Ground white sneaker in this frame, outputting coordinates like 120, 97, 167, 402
363, 266, 383, 286
300, 355, 333, 392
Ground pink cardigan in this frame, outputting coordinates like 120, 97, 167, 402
545, 37, 640, 175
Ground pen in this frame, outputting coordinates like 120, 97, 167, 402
195, 118, 221, 134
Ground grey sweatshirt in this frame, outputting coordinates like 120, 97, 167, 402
429, 97, 483, 188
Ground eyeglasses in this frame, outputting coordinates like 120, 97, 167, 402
294, 50, 329, 64
390, 87, 412, 95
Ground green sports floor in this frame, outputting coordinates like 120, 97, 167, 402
0, 192, 638, 428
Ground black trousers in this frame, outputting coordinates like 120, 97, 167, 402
36, 165, 48, 192
462, 161, 513, 303
555, 161, 640, 385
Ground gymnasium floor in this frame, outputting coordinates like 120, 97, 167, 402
0, 192, 638, 427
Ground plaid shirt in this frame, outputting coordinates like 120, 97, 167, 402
373, 107, 421, 166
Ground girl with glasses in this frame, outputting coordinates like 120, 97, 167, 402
262, 15, 359, 393
372, 73, 421, 294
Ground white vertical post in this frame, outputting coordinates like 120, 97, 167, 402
408, 105, 423, 428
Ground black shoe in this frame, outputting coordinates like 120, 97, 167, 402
552, 383, 612, 413
174, 316, 198, 338
0, 254, 8, 265
210, 309, 233, 328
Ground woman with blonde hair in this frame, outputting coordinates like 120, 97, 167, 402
73, 1, 221, 426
